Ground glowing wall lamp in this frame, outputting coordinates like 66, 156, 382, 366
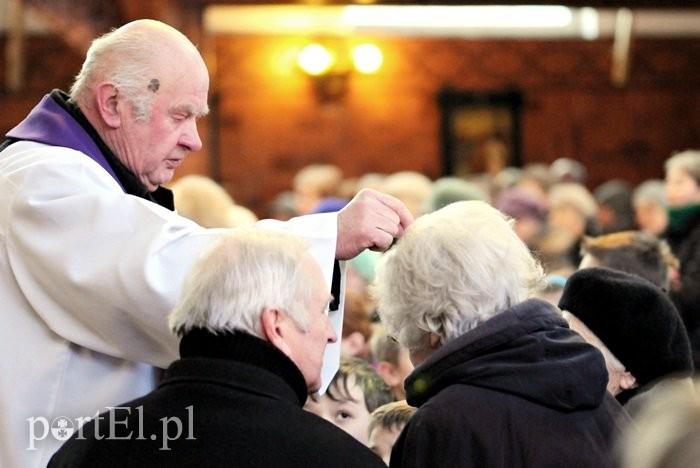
297, 43, 336, 76
352, 43, 383, 74
297, 41, 383, 102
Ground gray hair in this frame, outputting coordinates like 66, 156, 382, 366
549, 182, 598, 219
169, 229, 317, 337
70, 20, 194, 121
293, 164, 343, 195
170, 175, 235, 228
633, 179, 667, 208
381, 171, 433, 215
374, 200, 545, 353
665, 150, 700, 185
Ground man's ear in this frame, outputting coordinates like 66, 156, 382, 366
620, 371, 638, 391
94, 83, 122, 129
261, 308, 292, 356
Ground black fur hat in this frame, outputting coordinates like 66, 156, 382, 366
559, 267, 693, 386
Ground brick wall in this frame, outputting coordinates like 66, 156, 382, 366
209, 35, 700, 213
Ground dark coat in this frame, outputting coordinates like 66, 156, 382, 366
666, 209, 700, 369
390, 299, 630, 468
49, 331, 385, 468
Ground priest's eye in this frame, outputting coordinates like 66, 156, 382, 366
173, 112, 192, 122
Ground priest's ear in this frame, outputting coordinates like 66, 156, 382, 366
94, 83, 123, 129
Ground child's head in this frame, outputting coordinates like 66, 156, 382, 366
304, 357, 394, 445
370, 326, 414, 399
579, 231, 678, 291
368, 401, 416, 465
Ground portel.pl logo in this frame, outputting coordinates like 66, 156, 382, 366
27, 406, 195, 451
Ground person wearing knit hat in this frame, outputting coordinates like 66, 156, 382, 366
559, 267, 693, 414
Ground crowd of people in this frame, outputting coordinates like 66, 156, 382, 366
165, 152, 700, 466
2, 17, 700, 468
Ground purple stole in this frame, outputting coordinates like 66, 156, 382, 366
5, 93, 125, 191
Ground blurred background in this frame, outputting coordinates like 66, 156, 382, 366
1, 0, 698, 216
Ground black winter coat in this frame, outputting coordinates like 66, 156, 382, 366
391, 299, 630, 468
49, 330, 385, 468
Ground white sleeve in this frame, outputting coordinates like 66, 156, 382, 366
6, 153, 340, 368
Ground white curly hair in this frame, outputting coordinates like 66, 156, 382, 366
373, 200, 545, 353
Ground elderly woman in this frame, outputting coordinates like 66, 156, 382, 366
374, 201, 628, 468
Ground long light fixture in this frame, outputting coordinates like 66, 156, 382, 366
340, 6, 574, 30
204, 6, 700, 40
204, 5, 589, 39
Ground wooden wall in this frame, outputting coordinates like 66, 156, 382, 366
2, 34, 699, 215
210, 35, 700, 213
0, 36, 83, 132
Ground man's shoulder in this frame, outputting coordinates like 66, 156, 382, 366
1, 140, 120, 191
267, 410, 384, 465
2, 140, 91, 164
292, 409, 368, 444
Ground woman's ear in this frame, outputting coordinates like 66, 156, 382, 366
94, 83, 122, 129
408, 332, 442, 367
261, 308, 292, 356
375, 361, 402, 387
428, 332, 442, 349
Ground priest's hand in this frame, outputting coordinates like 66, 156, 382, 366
335, 189, 413, 260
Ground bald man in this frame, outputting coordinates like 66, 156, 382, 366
0, 20, 411, 467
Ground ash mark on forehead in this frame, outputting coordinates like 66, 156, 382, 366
148, 79, 160, 93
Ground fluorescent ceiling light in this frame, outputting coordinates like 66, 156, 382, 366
579, 7, 600, 40
340, 6, 574, 29
204, 5, 578, 37
204, 5, 700, 39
